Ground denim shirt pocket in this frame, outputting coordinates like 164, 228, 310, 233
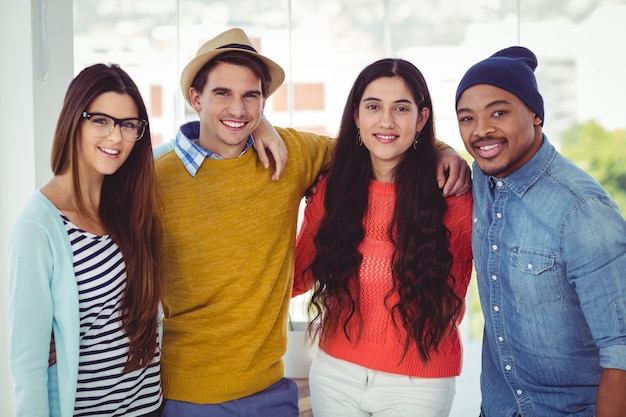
510, 247, 561, 304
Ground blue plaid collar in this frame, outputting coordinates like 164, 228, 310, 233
174, 121, 255, 177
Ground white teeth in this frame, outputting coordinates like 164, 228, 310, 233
223, 120, 246, 128
479, 144, 500, 151
377, 135, 396, 140
100, 147, 120, 155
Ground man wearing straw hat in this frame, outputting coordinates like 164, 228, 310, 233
154, 27, 471, 417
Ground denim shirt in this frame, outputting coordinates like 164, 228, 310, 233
472, 136, 626, 417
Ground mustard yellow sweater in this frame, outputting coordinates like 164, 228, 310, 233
154, 126, 333, 404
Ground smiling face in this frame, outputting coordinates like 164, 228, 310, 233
78, 91, 137, 181
189, 62, 266, 159
354, 76, 429, 182
456, 84, 543, 178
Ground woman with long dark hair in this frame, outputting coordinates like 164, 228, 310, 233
8, 63, 163, 417
294, 58, 473, 416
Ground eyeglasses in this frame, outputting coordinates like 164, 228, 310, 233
81, 111, 147, 141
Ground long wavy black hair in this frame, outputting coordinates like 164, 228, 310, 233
308, 58, 462, 362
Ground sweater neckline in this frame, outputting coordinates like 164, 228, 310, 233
369, 179, 395, 194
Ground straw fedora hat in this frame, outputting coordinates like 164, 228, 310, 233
180, 28, 285, 106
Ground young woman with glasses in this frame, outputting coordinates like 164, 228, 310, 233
8, 63, 164, 417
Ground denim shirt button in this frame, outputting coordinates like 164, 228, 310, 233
491, 275, 497, 281
505, 365, 512, 371
473, 217, 478, 223
516, 390, 523, 395
496, 212, 502, 218
497, 181, 503, 187
498, 336, 504, 342
492, 244, 498, 251
493, 306, 499, 312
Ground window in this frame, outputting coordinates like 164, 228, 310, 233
74, 0, 626, 153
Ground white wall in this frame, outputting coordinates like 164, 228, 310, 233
0, 0, 74, 414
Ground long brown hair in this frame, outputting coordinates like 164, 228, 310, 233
50, 63, 163, 371
308, 59, 462, 362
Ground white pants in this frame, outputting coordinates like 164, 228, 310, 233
309, 349, 456, 417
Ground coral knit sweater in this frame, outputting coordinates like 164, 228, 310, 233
294, 177, 473, 377
155, 126, 333, 404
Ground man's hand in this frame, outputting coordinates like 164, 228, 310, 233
437, 147, 472, 197
596, 368, 626, 417
253, 116, 288, 181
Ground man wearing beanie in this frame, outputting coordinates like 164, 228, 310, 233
152, 28, 471, 417
456, 46, 626, 417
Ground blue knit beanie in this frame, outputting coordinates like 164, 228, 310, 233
455, 46, 544, 122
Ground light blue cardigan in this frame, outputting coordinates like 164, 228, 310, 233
8, 191, 164, 416
8, 191, 80, 417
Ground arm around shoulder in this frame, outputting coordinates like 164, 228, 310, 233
275, 127, 335, 184
434, 142, 472, 197
294, 178, 328, 297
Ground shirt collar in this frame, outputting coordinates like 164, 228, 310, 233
174, 121, 256, 177
500, 135, 555, 196
475, 134, 556, 197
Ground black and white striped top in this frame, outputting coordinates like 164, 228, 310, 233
62, 215, 161, 416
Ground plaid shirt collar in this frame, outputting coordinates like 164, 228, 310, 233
174, 121, 255, 177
